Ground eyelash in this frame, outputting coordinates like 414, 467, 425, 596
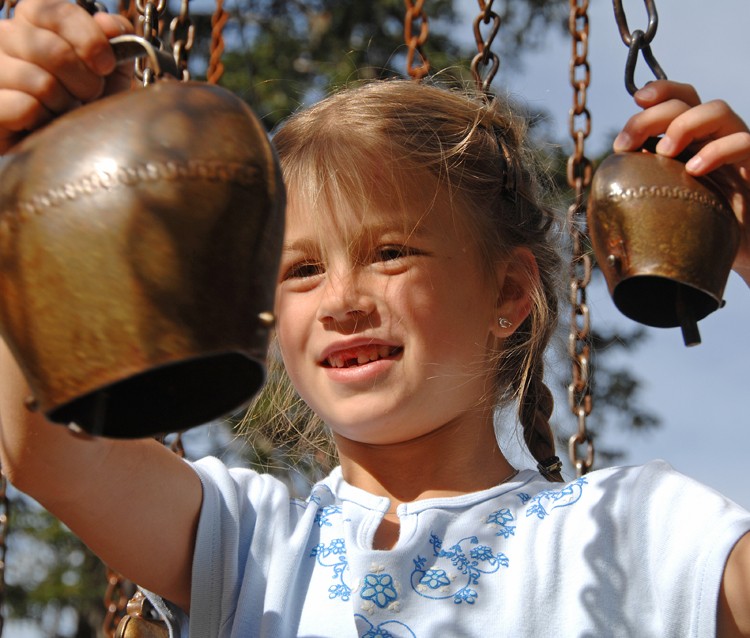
375, 245, 417, 262
283, 260, 324, 280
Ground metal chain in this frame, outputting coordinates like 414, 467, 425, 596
207, 0, 230, 85
612, 0, 667, 95
102, 568, 134, 637
403, 0, 430, 80
134, 0, 167, 85
566, 0, 594, 477
471, 0, 501, 96
169, 0, 194, 81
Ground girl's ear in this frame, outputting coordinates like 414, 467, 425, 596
490, 247, 539, 338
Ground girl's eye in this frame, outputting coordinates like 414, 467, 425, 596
375, 245, 413, 262
283, 261, 324, 280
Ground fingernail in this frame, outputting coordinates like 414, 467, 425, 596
655, 136, 676, 155
685, 155, 704, 173
635, 85, 657, 101
93, 48, 114, 75
613, 132, 632, 152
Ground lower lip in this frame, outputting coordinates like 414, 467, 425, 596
322, 357, 397, 385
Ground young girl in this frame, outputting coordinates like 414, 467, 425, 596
1, 1, 750, 636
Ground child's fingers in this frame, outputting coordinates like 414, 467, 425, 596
15, 0, 120, 75
632, 79, 701, 109
613, 99, 692, 152
0, 54, 77, 116
684, 132, 750, 176
657, 100, 750, 166
0, 89, 54, 153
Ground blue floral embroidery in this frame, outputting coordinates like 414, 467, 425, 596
314, 505, 342, 527
526, 477, 588, 520
419, 569, 450, 589
355, 614, 417, 638
485, 507, 515, 538
310, 538, 351, 601
361, 573, 399, 608
411, 534, 508, 604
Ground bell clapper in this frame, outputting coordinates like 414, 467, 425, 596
676, 285, 701, 347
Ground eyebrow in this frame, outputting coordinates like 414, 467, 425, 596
282, 221, 429, 254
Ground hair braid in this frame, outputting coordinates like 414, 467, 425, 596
519, 367, 563, 482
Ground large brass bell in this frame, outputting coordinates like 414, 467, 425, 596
588, 148, 739, 346
0, 38, 285, 437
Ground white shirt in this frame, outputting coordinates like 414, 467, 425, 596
161, 458, 750, 637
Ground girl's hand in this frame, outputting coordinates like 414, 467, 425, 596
0, 0, 133, 154
613, 80, 750, 286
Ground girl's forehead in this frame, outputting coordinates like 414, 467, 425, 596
283, 188, 444, 247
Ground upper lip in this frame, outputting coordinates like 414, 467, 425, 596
318, 337, 402, 366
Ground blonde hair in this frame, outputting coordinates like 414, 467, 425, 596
238, 79, 564, 482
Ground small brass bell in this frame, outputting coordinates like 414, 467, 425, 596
0, 76, 285, 437
588, 150, 739, 346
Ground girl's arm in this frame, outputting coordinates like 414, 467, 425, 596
613, 79, 750, 636
0, 1, 202, 612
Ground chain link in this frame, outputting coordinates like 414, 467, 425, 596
566, 0, 594, 477
403, 0, 430, 80
612, 0, 667, 95
102, 568, 134, 638
169, 0, 194, 81
470, 0, 501, 96
207, 0, 230, 85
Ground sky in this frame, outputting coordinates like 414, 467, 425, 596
479, 0, 750, 509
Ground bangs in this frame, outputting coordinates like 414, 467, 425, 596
279, 123, 443, 248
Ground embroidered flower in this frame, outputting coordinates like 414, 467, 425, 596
314, 505, 342, 527
453, 587, 478, 605
485, 507, 516, 538
328, 538, 346, 554
360, 573, 398, 609
469, 545, 494, 562
419, 569, 451, 590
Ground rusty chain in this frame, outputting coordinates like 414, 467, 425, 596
566, 0, 594, 477
471, 0, 501, 96
207, 0, 229, 85
612, 0, 667, 95
404, 0, 430, 80
102, 568, 134, 637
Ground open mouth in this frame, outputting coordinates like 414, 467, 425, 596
323, 345, 403, 369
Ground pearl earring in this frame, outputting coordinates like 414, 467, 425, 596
497, 317, 513, 329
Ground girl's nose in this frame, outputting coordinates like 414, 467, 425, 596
316, 272, 376, 328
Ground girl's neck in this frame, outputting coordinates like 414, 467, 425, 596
333, 413, 515, 507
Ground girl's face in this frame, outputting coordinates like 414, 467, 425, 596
274, 189, 507, 446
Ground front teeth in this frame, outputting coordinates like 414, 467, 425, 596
327, 345, 395, 368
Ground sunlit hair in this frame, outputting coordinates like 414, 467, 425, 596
238, 79, 564, 482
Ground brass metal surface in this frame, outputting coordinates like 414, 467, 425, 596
588, 151, 739, 344
0, 81, 285, 437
